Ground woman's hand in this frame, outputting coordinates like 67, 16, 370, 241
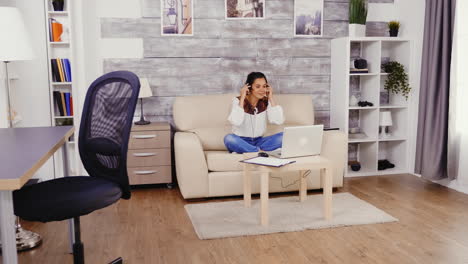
239, 84, 250, 107
266, 84, 277, 106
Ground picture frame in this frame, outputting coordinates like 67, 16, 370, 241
294, 0, 324, 37
161, 0, 193, 36
225, 0, 265, 19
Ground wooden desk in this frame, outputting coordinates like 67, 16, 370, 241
0, 126, 74, 264
243, 155, 333, 226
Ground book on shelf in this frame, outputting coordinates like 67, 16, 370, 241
53, 91, 73, 117
50, 58, 72, 82
49, 18, 63, 42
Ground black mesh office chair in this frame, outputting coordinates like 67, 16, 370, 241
13, 71, 140, 264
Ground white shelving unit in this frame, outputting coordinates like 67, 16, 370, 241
331, 37, 412, 177
44, 0, 80, 177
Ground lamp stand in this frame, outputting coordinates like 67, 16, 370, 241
4, 61, 13, 128
1, 61, 43, 251
134, 98, 150, 125
380, 126, 390, 138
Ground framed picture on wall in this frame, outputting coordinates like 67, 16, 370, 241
226, 0, 265, 19
161, 0, 193, 36
294, 0, 323, 37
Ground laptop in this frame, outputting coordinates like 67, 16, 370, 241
266, 125, 324, 159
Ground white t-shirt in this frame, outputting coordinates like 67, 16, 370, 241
227, 97, 285, 138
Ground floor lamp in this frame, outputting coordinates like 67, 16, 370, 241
0, 7, 42, 251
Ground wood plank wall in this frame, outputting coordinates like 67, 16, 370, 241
102, 0, 393, 127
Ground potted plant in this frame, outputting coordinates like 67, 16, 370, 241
388, 21, 400, 37
349, 0, 368, 37
52, 0, 64, 11
381, 61, 411, 99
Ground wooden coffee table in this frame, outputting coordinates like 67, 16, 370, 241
243, 156, 333, 226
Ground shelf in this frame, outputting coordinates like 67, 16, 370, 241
380, 105, 407, 109
349, 37, 410, 42
52, 82, 72, 85
348, 137, 377, 143
55, 116, 73, 119
48, 11, 68, 15
346, 168, 378, 177
376, 168, 408, 175
50, 42, 70, 45
378, 136, 406, 142
349, 106, 377, 110
349, 73, 379, 76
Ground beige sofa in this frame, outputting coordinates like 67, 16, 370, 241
173, 94, 346, 199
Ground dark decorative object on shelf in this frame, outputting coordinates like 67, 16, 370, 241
388, 20, 400, 37
358, 101, 373, 107
378, 159, 395, 170
382, 61, 411, 99
354, 58, 368, 69
348, 160, 361, 171
52, 0, 64, 11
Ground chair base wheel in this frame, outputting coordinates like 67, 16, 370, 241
109, 257, 123, 264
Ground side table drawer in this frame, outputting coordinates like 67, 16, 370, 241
128, 166, 171, 185
129, 130, 170, 149
127, 148, 171, 167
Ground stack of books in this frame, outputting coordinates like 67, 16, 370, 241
53, 91, 73, 117
51, 58, 72, 82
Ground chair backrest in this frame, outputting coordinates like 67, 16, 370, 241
78, 71, 140, 199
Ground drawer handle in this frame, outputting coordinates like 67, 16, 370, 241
133, 152, 157, 157
133, 135, 157, 139
134, 170, 158, 175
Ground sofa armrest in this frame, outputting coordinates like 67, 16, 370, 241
321, 131, 347, 187
174, 132, 209, 199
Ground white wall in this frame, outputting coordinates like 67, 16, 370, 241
81, 0, 143, 88
0, 1, 55, 180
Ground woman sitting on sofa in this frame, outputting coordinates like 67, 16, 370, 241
224, 72, 285, 153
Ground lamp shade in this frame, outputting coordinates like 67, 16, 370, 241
0, 7, 34, 61
379, 111, 393, 126
139, 78, 153, 98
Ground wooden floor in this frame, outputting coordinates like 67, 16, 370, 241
9, 174, 468, 264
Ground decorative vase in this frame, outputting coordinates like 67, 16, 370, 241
350, 95, 359, 106
349, 24, 366, 37
389, 28, 399, 37
52, 1, 64, 11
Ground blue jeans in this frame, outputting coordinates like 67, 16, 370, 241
224, 132, 283, 154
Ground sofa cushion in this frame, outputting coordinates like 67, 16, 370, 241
190, 127, 230, 151
205, 151, 245, 172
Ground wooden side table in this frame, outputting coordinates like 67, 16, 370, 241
243, 156, 333, 226
127, 122, 173, 188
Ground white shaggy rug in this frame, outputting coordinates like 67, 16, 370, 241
185, 193, 398, 239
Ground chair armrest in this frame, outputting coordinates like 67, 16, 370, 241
321, 131, 347, 187
174, 132, 209, 199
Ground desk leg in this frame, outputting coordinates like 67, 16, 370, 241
299, 170, 307, 202
62, 143, 75, 253
321, 167, 333, 220
0, 191, 19, 264
260, 171, 269, 226
243, 163, 251, 208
